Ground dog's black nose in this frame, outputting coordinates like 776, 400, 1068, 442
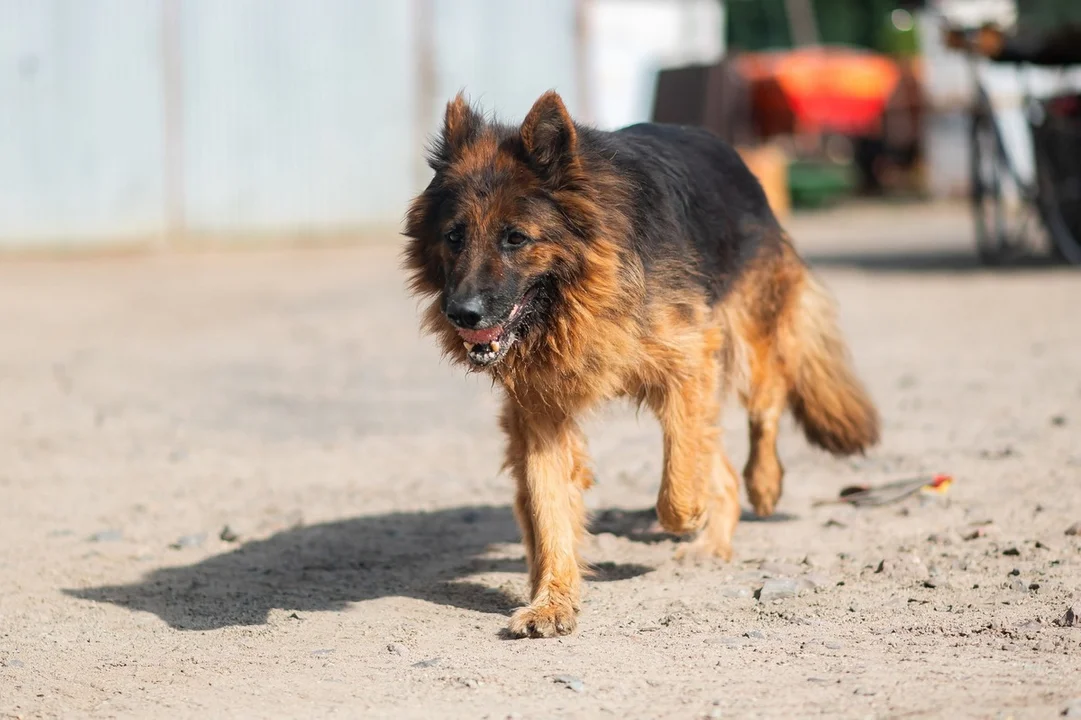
446, 295, 486, 329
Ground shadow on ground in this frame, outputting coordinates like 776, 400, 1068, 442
804, 249, 1064, 274
66, 505, 667, 631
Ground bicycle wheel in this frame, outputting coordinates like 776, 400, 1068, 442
1032, 107, 1081, 265
969, 108, 1010, 264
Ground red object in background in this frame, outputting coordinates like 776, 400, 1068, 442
736, 47, 902, 136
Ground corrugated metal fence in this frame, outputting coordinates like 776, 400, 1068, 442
0, 0, 581, 248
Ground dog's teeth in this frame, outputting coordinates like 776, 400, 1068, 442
490, 340, 500, 353
463, 342, 474, 352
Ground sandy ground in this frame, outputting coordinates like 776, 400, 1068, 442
1, 201, 1079, 719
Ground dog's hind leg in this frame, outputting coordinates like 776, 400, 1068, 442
501, 401, 587, 639
740, 333, 788, 517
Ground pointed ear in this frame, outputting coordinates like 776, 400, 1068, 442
430, 92, 484, 170
519, 91, 578, 177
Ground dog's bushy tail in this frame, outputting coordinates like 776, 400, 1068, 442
778, 269, 880, 455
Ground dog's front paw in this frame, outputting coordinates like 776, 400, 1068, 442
507, 599, 578, 639
674, 535, 733, 564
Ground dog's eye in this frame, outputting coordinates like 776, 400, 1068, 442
504, 230, 531, 248
444, 228, 464, 251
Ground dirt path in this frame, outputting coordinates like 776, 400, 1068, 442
1, 203, 1079, 719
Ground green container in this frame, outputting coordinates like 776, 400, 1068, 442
787, 160, 854, 209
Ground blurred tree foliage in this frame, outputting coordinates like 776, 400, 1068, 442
725, 0, 923, 55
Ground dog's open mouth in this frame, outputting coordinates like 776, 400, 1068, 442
454, 288, 539, 367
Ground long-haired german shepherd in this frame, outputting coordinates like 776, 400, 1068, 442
403, 91, 879, 638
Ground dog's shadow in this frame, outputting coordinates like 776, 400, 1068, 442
65, 505, 668, 631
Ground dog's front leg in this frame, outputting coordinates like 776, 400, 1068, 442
649, 343, 740, 561
500, 400, 585, 638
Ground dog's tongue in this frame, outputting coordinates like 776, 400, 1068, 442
457, 326, 502, 344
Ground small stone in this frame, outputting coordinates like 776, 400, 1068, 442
170, 533, 207, 550
823, 518, 846, 528
743, 630, 765, 640
756, 578, 803, 602
1051, 415, 1067, 427
88, 529, 123, 543
1003, 547, 1021, 557
1029, 583, 1040, 591
824, 640, 843, 650
310, 648, 334, 657
1065, 522, 1081, 537
387, 643, 406, 655
219, 525, 239, 543
720, 585, 752, 599
412, 657, 440, 668
287, 612, 302, 620
804, 573, 832, 589
1008, 568, 1021, 576
2, 658, 24, 668
460, 678, 479, 689
552, 674, 584, 692
1053, 606, 1079, 627
1009, 578, 1027, 593
706, 708, 724, 719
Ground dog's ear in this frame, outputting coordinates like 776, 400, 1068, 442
430, 92, 484, 171
520, 91, 578, 179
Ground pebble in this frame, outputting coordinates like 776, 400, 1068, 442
88, 529, 123, 543
824, 640, 843, 650
1002, 547, 1021, 557
804, 573, 832, 589
706, 708, 723, 719
170, 533, 206, 550
387, 643, 406, 656
1008, 578, 1027, 593
1066, 522, 1081, 537
2, 658, 24, 668
310, 648, 334, 657
720, 585, 751, 599
1053, 606, 1079, 628
874, 554, 929, 582
219, 525, 239, 543
756, 578, 804, 602
412, 657, 440, 668
744, 630, 765, 640
460, 678, 479, 689
1062, 698, 1081, 718
552, 674, 584, 692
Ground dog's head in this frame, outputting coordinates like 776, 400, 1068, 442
403, 90, 599, 368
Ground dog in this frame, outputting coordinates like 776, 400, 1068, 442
402, 90, 879, 639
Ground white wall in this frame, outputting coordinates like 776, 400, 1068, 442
0, 0, 580, 247
585, 0, 724, 130
0, 0, 165, 245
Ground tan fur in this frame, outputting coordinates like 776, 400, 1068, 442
403, 92, 879, 638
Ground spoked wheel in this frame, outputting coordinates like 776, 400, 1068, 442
1033, 111, 1081, 265
969, 108, 1016, 265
